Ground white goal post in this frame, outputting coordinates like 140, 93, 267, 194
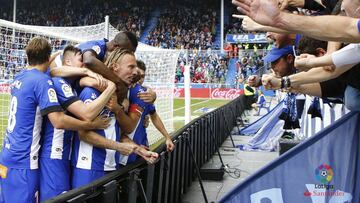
0, 18, 179, 146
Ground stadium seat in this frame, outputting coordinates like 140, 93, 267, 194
255, 97, 273, 116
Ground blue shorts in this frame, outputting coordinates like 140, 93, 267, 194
71, 167, 108, 189
0, 165, 39, 203
39, 158, 71, 202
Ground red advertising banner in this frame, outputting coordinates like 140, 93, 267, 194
174, 88, 243, 99
0, 83, 10, 94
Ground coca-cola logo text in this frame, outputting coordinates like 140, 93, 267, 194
211, 88, 241, 99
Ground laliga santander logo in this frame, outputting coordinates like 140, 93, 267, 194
315, 164, 334, 184
211, 88, 241, 99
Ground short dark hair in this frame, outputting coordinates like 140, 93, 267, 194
113, 31, 138, 52
124, 31, 138, 51
298, 36, 327, 55
63, 45, 82, 56
136, 60, 146, 72
26, 37, 51, 66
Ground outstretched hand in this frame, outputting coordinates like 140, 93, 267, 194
165, 138, 175, 152
232, 0, 282, 27
135, 147, 159, 164
232, 15, 264, 31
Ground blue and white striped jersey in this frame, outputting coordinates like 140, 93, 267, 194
40, 77, 79, 161
1, 69, 63, 169
71, 87, 120, 171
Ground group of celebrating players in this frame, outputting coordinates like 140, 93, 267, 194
0, 31, 174, 203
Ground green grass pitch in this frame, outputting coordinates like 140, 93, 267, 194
0, 95, 229, 150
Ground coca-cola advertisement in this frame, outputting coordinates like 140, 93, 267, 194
173, 88, 243, 99
211, 88, 243, 99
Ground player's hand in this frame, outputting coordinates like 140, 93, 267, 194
122, 98, 130, 112
86, 70, 107, 90
116, 142, 136, 155
49, 50, 63, 64
143, 115, 150, 128
294, 54, 316, 71
165, 138, 175, 152
248, 75, 261, 87
91, 115, 111, 129
106, 94, 122, 113
135, 147, 159, 164
106, 80, 116, 93
138, 88, 157, 103
261, 74, 281, 90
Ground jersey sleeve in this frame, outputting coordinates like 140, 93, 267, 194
35, 76, 63, 116
129, 85, 147, 111
52, 77, 80, 109
78, 40, 107, 61
148, 104, 156, 115
79, 87, 101, 104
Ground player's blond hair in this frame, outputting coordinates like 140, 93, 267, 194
104, 48, 134, 69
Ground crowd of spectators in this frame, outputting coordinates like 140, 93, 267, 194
0, 0, 153, 38
175, 51, 227, 83
0, 0, 222, 47
174, 49, 267, 84
146, 6, 217, 49
232, 0, 360, 114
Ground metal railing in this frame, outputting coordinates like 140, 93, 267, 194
46, 96, 245, 203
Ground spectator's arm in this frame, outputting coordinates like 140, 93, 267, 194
232, 15, 291, 33
233, 0, 360, 43
289, 83, 322, 97
289, 65, 353, 86
276, 14, 360, 43
295, 44, 360, 69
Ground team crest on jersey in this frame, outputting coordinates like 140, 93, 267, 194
61, 84, 74, 98
92, 45, 101, 55
91, 93, 97, 100
48, 88, 58, 103
47, 80, 53, 86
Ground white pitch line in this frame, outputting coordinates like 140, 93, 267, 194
173, 99, 211, 112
